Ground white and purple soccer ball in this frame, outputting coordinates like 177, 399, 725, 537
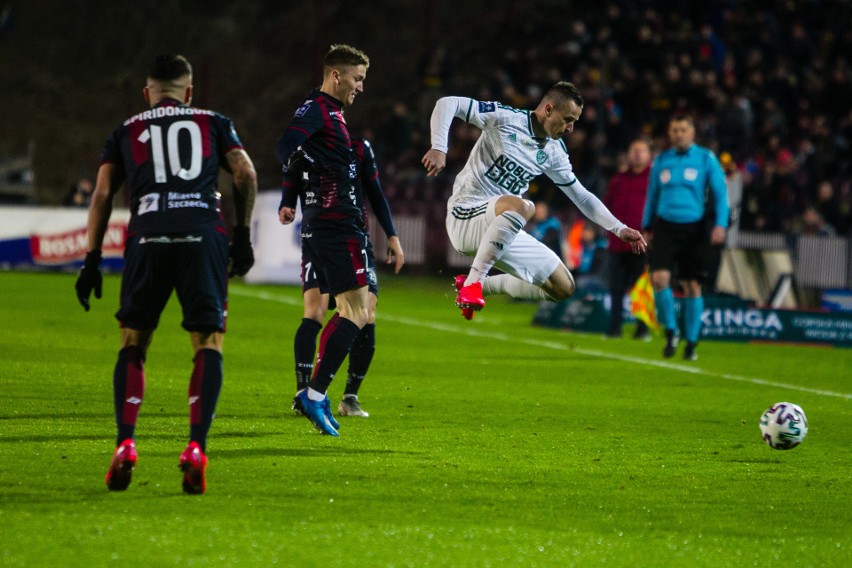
759, 402, 808, 450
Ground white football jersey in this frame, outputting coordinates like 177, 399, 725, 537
430, 96, 624, 234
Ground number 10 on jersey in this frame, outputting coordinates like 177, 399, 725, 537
137, 120, 202, 183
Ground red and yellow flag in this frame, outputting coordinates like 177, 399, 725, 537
630, 268, 658, 331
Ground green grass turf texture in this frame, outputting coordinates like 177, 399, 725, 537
1, 271, 850, 567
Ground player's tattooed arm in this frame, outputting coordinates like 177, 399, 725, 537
87, 163, 125, 252
227, 149, 258, 227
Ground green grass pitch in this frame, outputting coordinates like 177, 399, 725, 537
1, 271, 850, 566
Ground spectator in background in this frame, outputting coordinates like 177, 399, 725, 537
63, 177, 93, 207
379, 101, 416, 164
716, 91, 754, 159
603, 138, 651, 339
706, 152, 743, 291
761, 148, 804, 233
574, 223, 609, 290
795, 205, 835, 236
814, 180, 849, 236
720, 152, 743, 242
527, 201, 564, 261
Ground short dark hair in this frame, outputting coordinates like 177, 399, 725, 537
670, 113, 694, 125
543, 81, 584, 108
148, 54, 192, 82
323, 44, 370, 70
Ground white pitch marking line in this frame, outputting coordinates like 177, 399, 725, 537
232, 287, 852, 400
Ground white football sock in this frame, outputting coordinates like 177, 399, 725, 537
464, 210, 527, 287
482, 274, 552, 301
307, 387, 326, 401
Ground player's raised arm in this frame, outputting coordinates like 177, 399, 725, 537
422, 96, 490, 176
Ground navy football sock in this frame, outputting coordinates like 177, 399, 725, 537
294, 317, 323, 391
189, 349, 223, 453
345, 323, 375, 396
113, 346, 145, 446
309, 316, 360, 395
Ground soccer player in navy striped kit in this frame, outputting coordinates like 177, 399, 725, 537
642, 114, 729, 361
286, 136, 404, 418
277, 45, 372, 436
75, 54, 258, 494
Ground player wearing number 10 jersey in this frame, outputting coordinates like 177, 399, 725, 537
74, 54, 258, 494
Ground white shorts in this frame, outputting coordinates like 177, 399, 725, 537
446, 197, 562, 286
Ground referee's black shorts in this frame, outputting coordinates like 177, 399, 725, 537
116, 228, 229, 332
648, 219, 708, 282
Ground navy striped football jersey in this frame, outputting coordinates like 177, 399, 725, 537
276, 89, 361, 230
100, 98, 243, 235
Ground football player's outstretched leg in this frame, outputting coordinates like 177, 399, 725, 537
422, 83, 646, 320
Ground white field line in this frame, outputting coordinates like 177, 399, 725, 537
232, 287, 852, 400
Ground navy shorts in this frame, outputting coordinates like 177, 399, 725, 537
301, 238, 378, 296
116, 229, 229, 332
648, 219, 708, 282
301, 227, 375, 296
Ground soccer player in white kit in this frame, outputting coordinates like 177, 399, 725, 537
422, 82, 646, 319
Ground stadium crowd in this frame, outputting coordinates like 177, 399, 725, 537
5, 2, 850, 245
368, 1, 852, 240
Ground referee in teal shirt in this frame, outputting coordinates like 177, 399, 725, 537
642, 114, 729, 361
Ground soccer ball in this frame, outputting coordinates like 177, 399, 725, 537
759, 402, 808, 450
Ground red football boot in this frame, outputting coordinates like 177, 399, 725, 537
453, 275, 475, 320
455, 278, 485, 319
179, 441, 208, 495
105, 438, 137, 491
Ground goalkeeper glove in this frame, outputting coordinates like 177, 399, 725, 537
229, 226, 254, 277
75, 250, 103, 311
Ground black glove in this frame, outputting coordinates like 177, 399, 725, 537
229, 226, 254, 277
282, 147, 314, 174
75, 250, 103, 311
